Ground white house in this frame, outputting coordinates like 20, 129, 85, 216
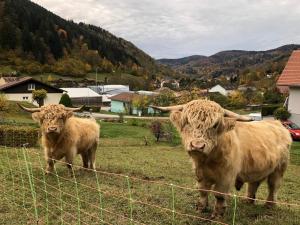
0, 76, 63, 106
61, 88, 109, 106
277, 50, 300, 125
208, 84, 228, 96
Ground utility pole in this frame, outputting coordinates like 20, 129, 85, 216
95, 67, 98, 86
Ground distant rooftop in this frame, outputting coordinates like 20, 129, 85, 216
277, 50, 300, 87
109, 92, 139, 103
61, 88, 100, 98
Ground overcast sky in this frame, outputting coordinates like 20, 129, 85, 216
31, 0, 300, 59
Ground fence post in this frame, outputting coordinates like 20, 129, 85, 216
22, 147, 39, 224
126, 175, 134, 225
232, 194, 237, 225
15, 148, 27, 210
94, 169, 104, 223
170, 183, 175, 225
70, 165, 81, 225
53, 163, 64, 225
37, 151, 49, 225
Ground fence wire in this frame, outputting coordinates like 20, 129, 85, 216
0, 131, 300, 225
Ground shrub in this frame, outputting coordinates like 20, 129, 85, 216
32, 89, 47, 107
118, 113, 124, 123
130, 119, 139, 126
0, 125, 39, 147
59, 93, 72, 107
0, 93, 9, 111
261, 104, 280, 116
150, 120, 163, 142
274, 107, 291, 120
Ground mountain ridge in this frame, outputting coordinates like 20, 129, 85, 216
157, 44, 300, 78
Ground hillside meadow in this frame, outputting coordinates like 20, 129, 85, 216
0, 118, 300, 225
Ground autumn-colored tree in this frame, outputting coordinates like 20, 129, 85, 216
132, 95, 150, 115
152, 89, 176, 107
32, 89, 47, 107
0, 93, 8, 111
228, 90, 247, 108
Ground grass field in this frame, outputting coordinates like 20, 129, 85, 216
0, 120, 300, 225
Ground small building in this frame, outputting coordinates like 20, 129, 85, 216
0, 76, 63, 105
88, 85, 130, 96
277, 50, 300, 125
110, 92, 155, 115
61, 88, 106, 107
208, 84, 228, 96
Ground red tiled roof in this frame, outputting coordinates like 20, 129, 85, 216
109, 92, 139, 102
0, 76, 63, 92
2, 77, 19, 83
0, 76, 32, 90
277, 50, 300, 86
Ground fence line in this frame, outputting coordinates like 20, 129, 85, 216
0, 144, 300, 224
24, 148, 300, 208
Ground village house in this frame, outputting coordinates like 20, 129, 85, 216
208, 84, 229, 96
110, 92, 155, 115
277, 50, 300, 125
61, 88, 110, 107
0, 76, 63, 106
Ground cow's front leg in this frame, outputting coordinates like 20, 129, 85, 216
195, 168, 212, 212
197, 180, 212, 212
45, 149, 63, 175
211, 181, 231, 218
65, 148, 76, 176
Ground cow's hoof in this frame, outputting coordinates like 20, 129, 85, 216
196, 202, 209, 212
265, 202, 276, 209
210, 212, 223, 220
242, 198, 255, 204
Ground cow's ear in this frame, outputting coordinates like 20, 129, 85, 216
170, 111, 184, 130
63, 111, 73, 120
32, 112, 42, 123
221, 118, 236, 132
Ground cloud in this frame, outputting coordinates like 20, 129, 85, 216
31, 0, 300, 59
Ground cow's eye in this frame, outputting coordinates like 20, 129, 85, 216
212, 122, 219, 129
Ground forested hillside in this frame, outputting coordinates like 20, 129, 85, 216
0, 0, 171, 86
158, 44, 300, 79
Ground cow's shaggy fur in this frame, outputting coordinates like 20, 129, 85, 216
169, 99, 291, 217
31, 104, 100, 174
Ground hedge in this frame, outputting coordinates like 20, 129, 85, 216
261, 104, 281, 116
0, 125, 40, 147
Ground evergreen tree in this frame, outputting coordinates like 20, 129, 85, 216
59, 93, 72, 107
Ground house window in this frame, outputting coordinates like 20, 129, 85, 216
22, 96, 29, 100
28, 83, 35, 90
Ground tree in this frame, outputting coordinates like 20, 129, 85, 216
59, 93, 72, 107
228, 91, 247, 108
152, 89, 176, 107
132, 95, 150, 115
263, 89, 284, 104
32, 89, 47, 107
274, 107, 291, 121
0, 93, 8, 111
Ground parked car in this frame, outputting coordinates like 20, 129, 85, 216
281, 121, 300, 141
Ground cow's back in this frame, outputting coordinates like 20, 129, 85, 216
64, 117, 100, 154
234, 120, 292, 182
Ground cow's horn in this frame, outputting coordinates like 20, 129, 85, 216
17, 103, 41, 113
224, 109, 253, 121
65, 105, 85, 112
149, 104, 185, 112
